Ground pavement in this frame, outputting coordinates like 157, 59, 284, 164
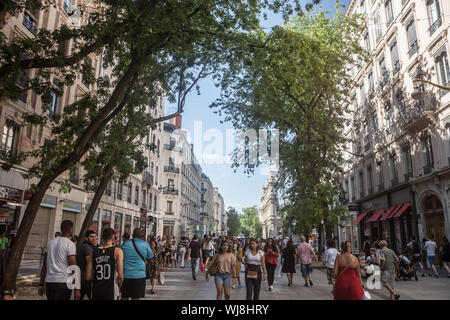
14, 260, 450, 300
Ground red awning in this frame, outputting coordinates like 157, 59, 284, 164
393, 202, 411, 218
368, 208, 386, 222
386, 204, 402, 219
380, 205, 398, 221
353, 212, 368, 224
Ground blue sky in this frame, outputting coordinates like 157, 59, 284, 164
165, 0, 350, 214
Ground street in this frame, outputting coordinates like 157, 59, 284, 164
15, 260, 450, 300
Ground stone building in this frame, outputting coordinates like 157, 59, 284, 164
260, 173, 281, 239
340, 0, 450, 258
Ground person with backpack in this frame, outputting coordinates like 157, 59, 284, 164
439, 237, 450, 278
205, 240, 236, 300
405, 236, 425, 277
120, 228, 154, 300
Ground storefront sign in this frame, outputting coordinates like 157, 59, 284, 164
0, 207, 9, 224
41, 195, 57, 208
163, 220, 175, 225
62, 200, 82, 213
0, 186, 23, 203
361, 196, 386, 212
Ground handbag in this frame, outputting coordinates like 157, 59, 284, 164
207, 256, 218, 276
246, 264, 259, 279
200, 260, 206, 271
132, 239, 151, 279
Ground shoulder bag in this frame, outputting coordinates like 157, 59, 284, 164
207, 255, 218, 276
132, 239, 151, 279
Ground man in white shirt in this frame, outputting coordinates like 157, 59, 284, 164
424, 235, 439, 278
38, 220, 80, 300
324, 239, 339, 284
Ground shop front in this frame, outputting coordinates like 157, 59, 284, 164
356, 196, 387, 246
163, 220, 175, 238
114, 212, 123, 245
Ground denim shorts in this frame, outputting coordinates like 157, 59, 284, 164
215, 272, 232, 286
300, 264, 313, 278
427, 255, 435, 266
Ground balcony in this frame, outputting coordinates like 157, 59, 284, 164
163, 189, 179, 195
201, 187, 207, 193
429, 17, 442, 36
408, 41, 418, 58
142, 171, 154, 185
201, 199, 207, 204
0, 147, 14, 161
391, 176, 399, 187
423, 164, 433, 175
22, 13, 38, 36
400, 101, 436, 132
200, 212, 208, 217
164, 166, 180, 174
164, 144, 183, 153
378, 184, 384, 192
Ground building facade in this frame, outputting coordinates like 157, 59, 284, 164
260, 173, 281, 239
340, 0, 450, 258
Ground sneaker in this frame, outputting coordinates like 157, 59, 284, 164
268, 286, 272, 291
193, 276, 197, 280
309, 280, 313, 287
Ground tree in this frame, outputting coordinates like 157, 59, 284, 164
2, 0, 324, 293
226, 207, 241, 237
212, 6, 365, 258
240, 206, 262, 238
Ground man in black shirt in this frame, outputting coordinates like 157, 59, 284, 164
76, 230, 97, 300
187, 234, 202, 280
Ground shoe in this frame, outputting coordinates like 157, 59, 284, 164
309, 280, 313, 287
193, 276, 197, 280
422, 274, 425, 277
394, 294, 400, 300
304, 284, 309, 287
268, 286, 272, 291
447, 275, 450, 278
435, 275, 439, 278
151, 289, 155, 294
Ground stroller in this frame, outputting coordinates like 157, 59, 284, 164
396, 254, 418, 281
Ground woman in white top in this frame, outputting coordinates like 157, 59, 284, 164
243, 239, 267, 300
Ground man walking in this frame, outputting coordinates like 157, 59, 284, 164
187, 234, 202, 280
425, 235, 439, 278
380, 240, 400, 300
178, 236, 189, 268
76, 230, 97, 300
120, 228, 154, 300
38, 220, 80, 300
296, 236, 318, 287
405, 236, 425, 277
87, 228, 123, 300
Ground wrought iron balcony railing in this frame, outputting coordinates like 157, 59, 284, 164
164, 166, 180, 174
423, 164, 433, 175
408, 41, 419, 58
429, 16, 442, 36
163, 189, 179, 195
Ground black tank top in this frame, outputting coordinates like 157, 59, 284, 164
92, 245, 116, 300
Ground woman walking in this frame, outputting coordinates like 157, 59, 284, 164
244, 239, 267, 300
164, 239, 171, 270
264, 238, 279, 291
149, 239, 161, 294
233, 241, 243, 289
281, 239, 296, 286
206, 241, 236, 300
202, 236, 215, 267
170, 239, 178, 268
333, 240, 364, 300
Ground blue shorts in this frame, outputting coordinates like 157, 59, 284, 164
215, 272, 232, 287
427, 256, 435, 266
300, 264, 313, 278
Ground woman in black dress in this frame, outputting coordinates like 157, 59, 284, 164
281, 239, 297, 286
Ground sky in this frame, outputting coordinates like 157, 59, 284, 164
165, 0, 351, 214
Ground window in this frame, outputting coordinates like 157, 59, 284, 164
167, 201, 173, 214
155, 166, 158, 185
157, 139, 160, 157
374, 13, 382, 41
422, 134, 434, 172
127, 183, 132, 203
359, 171, 364, 198
372, 113, 378, 131
385, 0, 394, 26
377, 160, 384, 187
22, 12, 37, 36
385, 103, 393, 128
69, 165, 79, 185
367, 166, 373, 192
48, 92, 59, 117
435, 51, 450, 89
82, 56, 92, 88
390, 153, 398, 180
117, 181, 123, 200
344, 180, 349, 201
406, 18, 418, 58
379, 56, 388, 87
402, 146, 413, 177
364, 32, 371, 53
1, 120, 19, 160
149, 192, 153, 209
368, 72, 374, 95
427, 0, 442, 35
351, 176, 356, 200
142, 189, 146, 206
390, 41, 400, 74
360, 82, 366, 106
135, 186, 139, 205
63, 0, 72, 13
168, 179, 174, 190
154, 195, 157, 211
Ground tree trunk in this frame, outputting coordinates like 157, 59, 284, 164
1, 173, 58, 292
317, 223, 324, 262
76, 164, 113, 249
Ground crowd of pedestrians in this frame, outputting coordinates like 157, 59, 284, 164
25, 221, 450, 300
